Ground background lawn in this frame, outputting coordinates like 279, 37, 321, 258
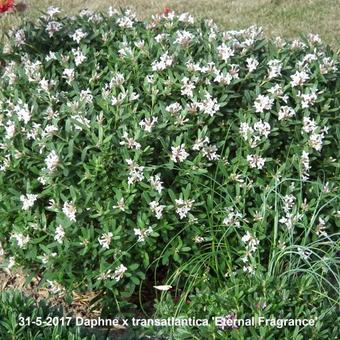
0, 0, 339, 47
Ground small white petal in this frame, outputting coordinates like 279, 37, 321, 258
153, 285, 172, 291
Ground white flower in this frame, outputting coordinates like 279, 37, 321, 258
120, 132, 141, 150
241, 231, 259, 252
15, 103, 31, 124
46, 6, 60, 18
62, 201, 77, 222
20, 194, 38, 211
223, 207, 242, 227
302, 117, 317, 133
278, 106, 295, 120
309, 132, 325, 151
112, 264, 127, 282
279, 213, 303, 230
239, 123, 254, 141
113, 198, 126, 212
299, 88, 318, 108
253, 120, 271, 138
134, 227, 153, 242
175, 30, 194, 45
194, 235, 205, 243
217, 43, 235, 61
214, 71, 232, 85
301, 151, 310, 181
297, 247, 311, 260
243, 265, 255, 275
72, 48, 86, 66
316, 217, 327, 237
282, 194, 296, 213
267, 84, 284, 97
45, 150, 59, 172
229, 64, 239, 79
126, 159, 145, 184
151, 52, 173, 71
98, 232, 113, 249
178, 12, 194, 24
62, 68, 75, 83
117, 16, 135, 28
246, 57, 259, 72
192, 137, 210, 151
72, 115, 90, 130
118, 43, 133, 58
175, 198, 195, 219
149, 201, 165, 219
45, 51, 57, 62
247, 154, 266, 169
54, 225, 65, 244
110, 73, 125, 87
10, 233, 30, 248
7, 257, 16, 270
198, 92, 220, 117
254, 95, 274, 113
202, 144, 220, 161
46, 21, 63, 38
41, 252, 57, 264
71, 29, 87, 44
290, 70, 309, 87
171, 144, 189, 163
181, 77, 196, 97
5, 122, 16, 139
166, 103, 182, 115
149, 174, 164, 194
267, 59, 282, 79
139, 117, 158, 132
154, 33, 169, 43
320, 57, 337, 74
308, 33, 321, 44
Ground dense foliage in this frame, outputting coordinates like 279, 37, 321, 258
0, 7, 339, 338
0, 290, 90, 339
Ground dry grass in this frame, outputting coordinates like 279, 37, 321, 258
0, 0, 339, 46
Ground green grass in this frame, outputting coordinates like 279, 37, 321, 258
0, 0, 339, 47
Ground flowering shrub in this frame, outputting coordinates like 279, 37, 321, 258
0, 0, 13, 13
0, 7, 339, 336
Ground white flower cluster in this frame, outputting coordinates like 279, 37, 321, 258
149, 201, 165, 219
241, 231, 259, 275
192, 136, 219, 160
171, 144, 189, 163
152, 52, 174, 71
10, 232, 30, 248
97, 264, 127, 282
239, 120, 271, 148
134, 227, 153, 242
302, 117, 328, 151
148, 174, 164, 194
20, 193, 38, 211
126, 159, 145, 184
120, 132, 141, 150
54, 225, 65, 244
223, 207, 243, 227
98, 232, 113, 249
175, 198, 195, 219
254, 94, 274, 113
62, 201, 77, 222
247, 154, 266, 170
279, 194, 303, 230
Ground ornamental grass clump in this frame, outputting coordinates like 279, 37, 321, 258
0, 7, 339, 336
